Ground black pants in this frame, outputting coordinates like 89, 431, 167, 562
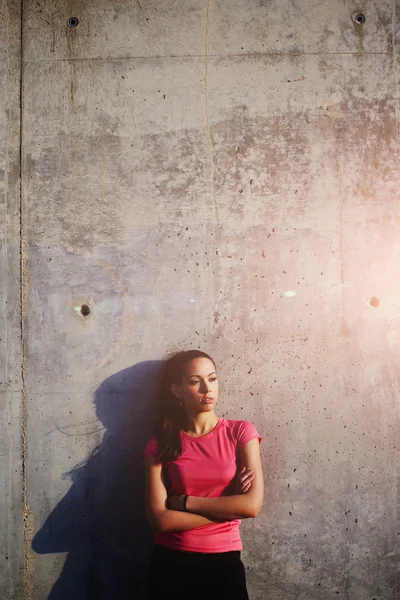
148, 544, 249, 600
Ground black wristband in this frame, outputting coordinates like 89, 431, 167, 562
183, 495, 189, 512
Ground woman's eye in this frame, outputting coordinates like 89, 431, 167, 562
209, 377, 217, 382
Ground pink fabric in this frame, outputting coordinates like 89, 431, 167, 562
143, 418, 262, 553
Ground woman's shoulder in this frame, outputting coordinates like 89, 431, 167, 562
221, 418, 256, 430
220, 418, 262, 447
143, 435, 160, 460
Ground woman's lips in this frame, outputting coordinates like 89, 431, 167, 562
201, 398, 214, 404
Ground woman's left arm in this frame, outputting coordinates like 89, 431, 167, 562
171, 438, 264, 521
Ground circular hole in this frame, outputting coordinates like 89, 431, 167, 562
353, 13, 366, 25
81, 304, 91, 316
67, 17, 79, 28
367, 296, 379, 308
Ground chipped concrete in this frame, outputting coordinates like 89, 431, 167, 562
1, 0, 400, 598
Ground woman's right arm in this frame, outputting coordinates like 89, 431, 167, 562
144, 456, 218, 533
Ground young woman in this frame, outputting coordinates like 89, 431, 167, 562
143, 350, 263, 600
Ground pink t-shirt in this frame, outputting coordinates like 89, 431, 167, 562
143, 418, 262, 553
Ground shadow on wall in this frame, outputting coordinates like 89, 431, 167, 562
32, 360, 162, 600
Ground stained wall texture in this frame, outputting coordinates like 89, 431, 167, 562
1, 0, 24, 598
1, 0, 400, 598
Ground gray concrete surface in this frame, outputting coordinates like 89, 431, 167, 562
1, 0, 400, 598
1, 0, 24, 598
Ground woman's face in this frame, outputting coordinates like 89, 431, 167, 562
171, 357, 219, 415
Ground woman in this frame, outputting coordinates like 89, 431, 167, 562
143, 350, 263, 600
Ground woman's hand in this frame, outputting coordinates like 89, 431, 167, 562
235, 466, 255, 494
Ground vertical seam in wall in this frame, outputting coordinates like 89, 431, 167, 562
19, 0, 33, 598
204, 0, 221, 326
393, 0, 399, 156
205, 0, 218, 226
3, 0, 13, 591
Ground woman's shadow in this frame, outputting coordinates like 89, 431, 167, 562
32, 360, 162, 600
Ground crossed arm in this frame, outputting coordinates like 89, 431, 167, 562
144, 438, 264, 534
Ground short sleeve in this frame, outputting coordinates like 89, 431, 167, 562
143, 436, 160, 462
237, 421, 262, 449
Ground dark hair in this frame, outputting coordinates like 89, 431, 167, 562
153, 350, 216, 464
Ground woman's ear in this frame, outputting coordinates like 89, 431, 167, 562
170, 383, 180, 400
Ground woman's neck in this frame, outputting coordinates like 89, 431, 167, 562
183, 411, 219, 437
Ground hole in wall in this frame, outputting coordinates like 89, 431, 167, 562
367, 296, 379, 308
67, 17, 79, 28
80, 304, 91, 317
353, 13, 366, 25
73, 302, 92, 318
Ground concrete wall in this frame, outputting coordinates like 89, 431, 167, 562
2, 0, 400, 598
1, 0, 24, 598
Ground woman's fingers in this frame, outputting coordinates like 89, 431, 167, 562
237, 467, 255, 493
241, 481, 252, 493
241, 474, 255, 486
240, 469, 254, 483
240, 471, 255, 492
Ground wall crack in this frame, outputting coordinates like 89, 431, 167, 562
19, 1, 34, 598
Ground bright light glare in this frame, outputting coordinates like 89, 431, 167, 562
283, 291, 296, 297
